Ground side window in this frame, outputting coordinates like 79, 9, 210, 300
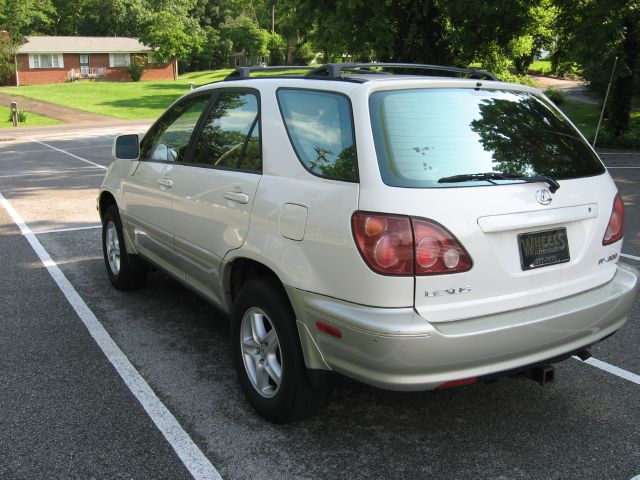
277, 89, 357, 182
140, 95, 210, 162
191, 92, 261, 171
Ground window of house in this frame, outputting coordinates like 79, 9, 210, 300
29, 54, 64, 69
110, 53, 130, 67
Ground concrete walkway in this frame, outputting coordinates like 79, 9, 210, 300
0, 92, 131, 124
531, 75, 599, 105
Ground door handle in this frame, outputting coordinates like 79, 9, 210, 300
158, 178, 174, 188
224, 191, 250, 204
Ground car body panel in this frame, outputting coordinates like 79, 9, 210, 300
287, 263, 638, 389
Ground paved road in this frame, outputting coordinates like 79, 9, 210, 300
0, 127, 639, 479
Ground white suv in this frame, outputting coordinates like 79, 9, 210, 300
99, 64, 639, 423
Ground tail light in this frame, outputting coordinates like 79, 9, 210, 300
603, 193, 624, 245
352, 212, 473, 276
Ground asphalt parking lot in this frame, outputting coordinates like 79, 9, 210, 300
0, 126, 639, 480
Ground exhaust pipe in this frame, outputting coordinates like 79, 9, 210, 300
526, 364, 555, 386
575, 349, 592, 361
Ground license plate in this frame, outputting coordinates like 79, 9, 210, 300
518, 228, 570, 271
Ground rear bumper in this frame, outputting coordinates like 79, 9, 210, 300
288, 263, 638, 391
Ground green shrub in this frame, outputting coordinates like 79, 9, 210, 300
128, 54, 146, 82
596, 127, 640, 149
543, 89, 565, 106
7, 109, 27, 122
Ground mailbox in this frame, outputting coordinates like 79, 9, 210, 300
10, 101, 17, 127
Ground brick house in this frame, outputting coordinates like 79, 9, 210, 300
7, 36, 177, 86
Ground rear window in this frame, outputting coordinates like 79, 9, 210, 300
277, 89, 357, 182
369, 88, 605, 188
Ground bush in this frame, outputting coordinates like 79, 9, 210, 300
7, 110, 27, 123
596, 127, 640, 149
543, 89, 566, 106
128, 54, 146, 82
293, 42, 316, 65
267, 32, 287, 66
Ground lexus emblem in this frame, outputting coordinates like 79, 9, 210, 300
536, 189, 553, 205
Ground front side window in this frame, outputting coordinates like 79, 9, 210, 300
140, 95, 211, 163
190, 92, 261, 171
369, 88, 605, 188
277, 89, 357, 182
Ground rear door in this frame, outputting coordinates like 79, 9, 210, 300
362, 86, 618, 322
121, 93, 211, 277
170, 89, 262, 304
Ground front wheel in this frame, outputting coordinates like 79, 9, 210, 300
231, 278, 331, 423
102, 205, 147, 290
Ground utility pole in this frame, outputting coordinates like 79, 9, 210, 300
272, 4, 275, 33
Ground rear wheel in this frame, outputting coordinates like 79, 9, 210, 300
231, 277, 331, 423
102, 205, 147, 290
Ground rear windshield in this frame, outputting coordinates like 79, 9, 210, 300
369, 88, 605, 188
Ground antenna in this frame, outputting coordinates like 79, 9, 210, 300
593, 56, 618, 148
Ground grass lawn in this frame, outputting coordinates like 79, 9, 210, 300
528, 60, 552, 75
0, 69, 233, 121
559, 99, 600, 139
559, 99, 640, 147
0, 106, 61, 128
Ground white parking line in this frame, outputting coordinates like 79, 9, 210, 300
621, 253, 640, 262
30, 139, 108, 170
574, 356, 640, 385
0, 192, 221, 480
36, 225, 102, 235
607, 166, 640, 169
599, 152, 638, 155
0, 168, 104, 179
0, 145, 113, 154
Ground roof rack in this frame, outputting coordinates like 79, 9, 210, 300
224, 66, 316, 81
305, 63, 498, 81
222, 63, 498, 83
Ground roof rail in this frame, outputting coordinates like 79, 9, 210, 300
305, 63, 498, 81
224, 65, 316, 81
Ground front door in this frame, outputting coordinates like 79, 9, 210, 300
121, 93, 212, 279
79, 54, 89, 76
171, 89, 262, 304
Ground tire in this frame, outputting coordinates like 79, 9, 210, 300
231, 277, 331, 423
102, 205, 147, 290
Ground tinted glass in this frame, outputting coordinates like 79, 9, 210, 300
191, 92, 260, 170
277, 89, 357, 182
369, 89, 605, 188
141, 95, 210, 162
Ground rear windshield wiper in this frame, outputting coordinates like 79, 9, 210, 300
438, 172, 560, 193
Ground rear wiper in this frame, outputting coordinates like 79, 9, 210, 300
438, 172, 560, 193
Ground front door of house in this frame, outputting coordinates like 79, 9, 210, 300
80, 54, 89, 76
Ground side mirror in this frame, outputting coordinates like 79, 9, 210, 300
112, 134, 140, 161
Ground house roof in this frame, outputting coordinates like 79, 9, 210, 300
17, 36, 153, 54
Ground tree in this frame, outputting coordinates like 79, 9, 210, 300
510, 0, 556, 75
0, 0, 55, 37
553, 0, 639, 136
140, 9, 204, 77
290, 0, 545, 76
224, 14, 269, 59
0, 34, 18, 83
